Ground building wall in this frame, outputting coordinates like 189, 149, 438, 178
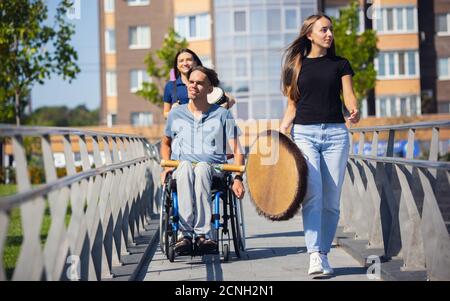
173, 0, 214, 67
435, 0, 450, 113
323, 0, 423, 118
213, 0, 318, 120
99, 0, 173, 126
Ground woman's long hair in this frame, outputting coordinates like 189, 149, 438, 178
173, 48, 203, 79
281, 13, 336, 102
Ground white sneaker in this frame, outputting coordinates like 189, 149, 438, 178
319, 253, 334, 275
308, 252, 323, 275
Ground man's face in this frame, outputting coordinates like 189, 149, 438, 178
188, 70, 213, 101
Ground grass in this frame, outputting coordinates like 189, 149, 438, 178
0, 184, 16, 197
1, 184, 72, 280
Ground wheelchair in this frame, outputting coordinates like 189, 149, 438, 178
159, 170, 246, 263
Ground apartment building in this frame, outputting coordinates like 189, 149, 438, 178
173, 0, 214, 68
213, 0, 318, 120
323, 0, 427, 118
98, 0, 173, 127
434, 0, 450, 113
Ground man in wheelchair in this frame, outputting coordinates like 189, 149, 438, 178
160, 66, 245, 255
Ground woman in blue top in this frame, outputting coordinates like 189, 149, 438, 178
163, 48, 235, 119
163, 48, 203, 119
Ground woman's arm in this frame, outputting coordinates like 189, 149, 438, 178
163, 102, 172, 119
280, 96, 297, 135
341, 75, 360, 124
223, 92, 236, 109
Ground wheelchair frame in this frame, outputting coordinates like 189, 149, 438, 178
159, 171, 246, 262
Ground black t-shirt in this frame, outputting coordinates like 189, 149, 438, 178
294, 54, 354, 125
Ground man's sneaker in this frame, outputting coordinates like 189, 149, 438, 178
308, 252, 323, 275
174, 236, 192, 255
319, 253, 334, 275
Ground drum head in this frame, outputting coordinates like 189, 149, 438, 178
207, 87, 224, 104
246, 130, 308, 221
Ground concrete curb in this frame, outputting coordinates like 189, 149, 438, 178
334, 227, 428, 281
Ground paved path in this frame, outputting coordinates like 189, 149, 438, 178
143, 194, 373, 281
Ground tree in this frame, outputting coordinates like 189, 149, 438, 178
331, 0, 378, 107
0, 0, 80, 125
137, 27, 188, 106
25, 105, 99, 126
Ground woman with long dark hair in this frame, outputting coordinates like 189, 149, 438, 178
163, 48, 235, 119
280, 13, 360, 276
163, 48, 203, 119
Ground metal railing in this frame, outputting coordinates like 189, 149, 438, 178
341, 121, 450, 280
0, 125, 161, 280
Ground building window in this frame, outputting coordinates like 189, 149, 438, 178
376, 96, 420, 117
130, 70, 149, 93
361, 99, 368, 118
438, 58, 450, 80
373, 7, 417, 33
325, 6, 341, 19
127, 0, 149, 6
175, 14, 210, 40
436, 13, 450, 35
285, 9, 297, 30
235, 57, 248, 78
234, 98, 248, 120
106, 71, 117, 97
129, 26, 151, 49
376, 51, 419, 79
199, 55, 212, 68
104, 0, 115, 13
131, 112, 153, 126
107, 113, 117, 127
438, 102, 450, 113
267, 9, 281, 32
234, 11, 246, 32
105, 29, 115, 54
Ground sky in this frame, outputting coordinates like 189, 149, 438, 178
31, 0, 100, 111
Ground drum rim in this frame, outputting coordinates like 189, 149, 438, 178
245, 129, 308, 221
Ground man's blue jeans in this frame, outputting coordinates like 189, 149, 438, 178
291, 123, 350, 254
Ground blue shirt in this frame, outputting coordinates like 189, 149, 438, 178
164, 104, 241, 163
163, 77, 190, 104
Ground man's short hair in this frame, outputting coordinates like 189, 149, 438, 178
188, 66, 220, 87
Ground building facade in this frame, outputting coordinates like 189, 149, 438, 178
213, 0, 318, 120
434, 0, 450, 113
173, 0, 214, 68
324, 0, 422, 118
98, 0, 447, 124
99, 0, 173, 127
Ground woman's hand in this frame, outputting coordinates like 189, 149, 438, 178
347, 108, 360, 124
232, 179, 245, 199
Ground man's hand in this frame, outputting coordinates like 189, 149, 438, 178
160, 168, 174, 185
232, 179, 245, 199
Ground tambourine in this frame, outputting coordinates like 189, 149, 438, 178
207, 87, 229, 106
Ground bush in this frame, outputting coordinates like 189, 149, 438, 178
0, 167, 16, 184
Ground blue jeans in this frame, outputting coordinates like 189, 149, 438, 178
291, 123, 350, 254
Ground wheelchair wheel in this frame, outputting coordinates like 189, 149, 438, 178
168, 245, 175, 262
159, 185, 169, 255
223, 244, 229, 262
229, 191, 242, 258
159, 183, 173, 257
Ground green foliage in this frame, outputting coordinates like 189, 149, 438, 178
137, 27, 188, 106
25, 105, 99, 126
0, 0, 80, 125
331, 0, 378, 106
